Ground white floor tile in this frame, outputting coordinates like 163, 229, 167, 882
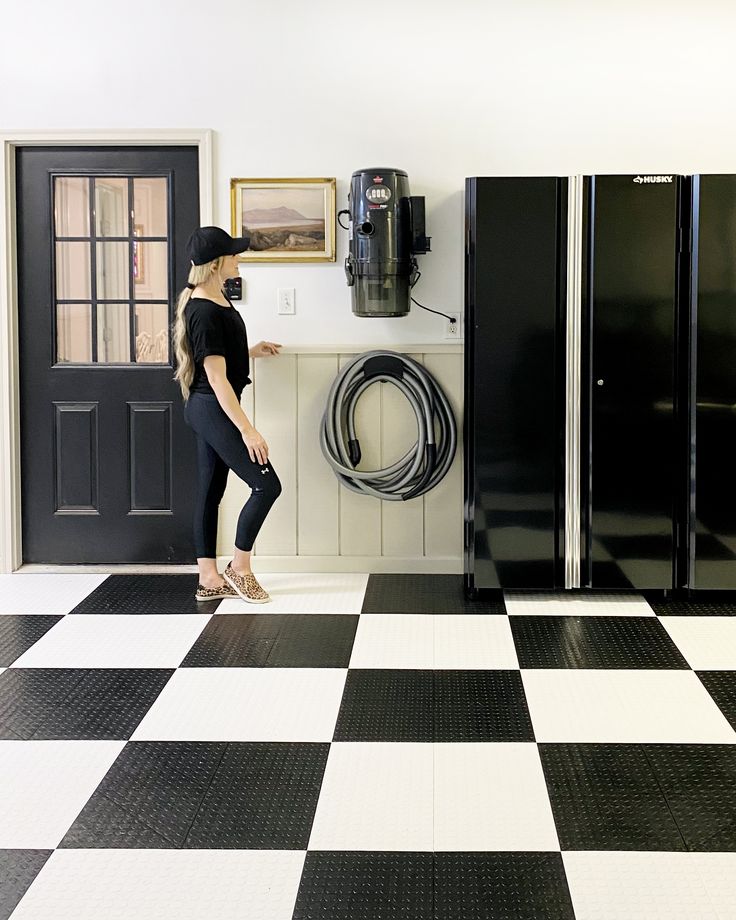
349, 615, 434, 668
0, 740, 124, 848
691, 853, 736, 919
522, 669, 736, 743
132, 668, 347, 741
0, 574, 109, 616
504, 592, 655, 617
660, 616, 736, 670
11, 848, 305, 920
308, 742, 433, 851
434, 615, 519, 669
216, 572, 368, 615
433, 743, 559, 851
11, 614, 211, 668
563, 851, 723, 920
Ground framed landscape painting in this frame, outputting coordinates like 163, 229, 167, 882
230, 177, 336, 262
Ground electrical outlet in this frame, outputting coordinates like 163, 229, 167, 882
444, 312, 461, 339
277, 287, 295, 314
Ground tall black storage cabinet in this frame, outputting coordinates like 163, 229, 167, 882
691, 176, 736, 589
585, 175, 682, 589
464, 177, 567, 591
465, 172, 736, 594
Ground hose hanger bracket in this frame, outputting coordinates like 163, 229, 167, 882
362, 354, 405, 381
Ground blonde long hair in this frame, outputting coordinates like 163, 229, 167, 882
173, 256, 226, 401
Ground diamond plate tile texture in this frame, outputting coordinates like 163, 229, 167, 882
510, 616, 689, 669
60, 740, 330, 850
361, 575, 506, 615
697, 670, 736, 731
645, 743, 736, 851
185, 742, 330, 849
0, 616, 62, 666
538, 744, 686, 851
433, 852, 576, 920
434, 670, 535, 742
562, 851, 722, 920
292, 851, 434, 920
0, 668, 174, 740
0, 849, 52, 920
648, 593, 736, 617
69, 575, 221, 615
181, 614, 358, 668
334, 670, 534, 742
8, 848, 307, 920
334, 670, 434, 741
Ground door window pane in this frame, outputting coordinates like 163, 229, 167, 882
134, 241, 168, 299
97, 303, 130, 363
95, 177, 129, 237
56, 242, 91, 299
134, 178, 167, 236
54, 177, 89, 237
135, 303, 169, 363
96, 242, 129, 299
57, 303, 92, 363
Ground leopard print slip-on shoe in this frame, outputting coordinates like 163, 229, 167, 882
194, 581, 239, 601
223, 562, 271, 604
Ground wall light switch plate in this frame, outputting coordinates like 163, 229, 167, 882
277, 287, 295, 314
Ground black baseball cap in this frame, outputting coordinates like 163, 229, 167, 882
186, 226, 251, 265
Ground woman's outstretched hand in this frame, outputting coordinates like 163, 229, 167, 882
250, 341, 282, 357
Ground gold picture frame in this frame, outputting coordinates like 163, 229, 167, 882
230, 177, 336, 263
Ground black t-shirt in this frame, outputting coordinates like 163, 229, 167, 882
184, 297, 251, 396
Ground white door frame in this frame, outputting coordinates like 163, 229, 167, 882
0, 129, 214, 573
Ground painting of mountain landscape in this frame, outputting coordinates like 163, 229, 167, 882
240, 186, 326, 252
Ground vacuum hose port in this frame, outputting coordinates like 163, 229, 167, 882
360, 221, 375, 236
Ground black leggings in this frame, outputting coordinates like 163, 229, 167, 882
183, 392, 282, 558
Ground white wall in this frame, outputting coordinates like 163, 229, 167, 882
3, 0, 736, 349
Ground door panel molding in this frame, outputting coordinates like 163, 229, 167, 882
0, 129, 213, 572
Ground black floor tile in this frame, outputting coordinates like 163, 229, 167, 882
293, 852, 434, 920
334, 670, 434, 741
510, 616, 690, 669
60, 741, 225, 848
68, 574, 222, 615
647, 593, 736, 616
0, 615, 63, 667
434, 852, 576, 920
0, 668, 173, 739
181, 614, 358, 668
0, 850, 52, 920
434, 670, 535, 742
333, 670, 534, 742
697, 671, 736, 731
646, 744, 736, 851
185, 742, 330, 849
60, 741, 330, 850
538, 744, 686, 851
361, 574, 506, 615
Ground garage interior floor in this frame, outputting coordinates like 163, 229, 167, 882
0, 572, 735, 919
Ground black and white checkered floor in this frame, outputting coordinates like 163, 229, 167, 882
1, 572, 735, 919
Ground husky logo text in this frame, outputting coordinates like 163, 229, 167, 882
633, 175, 673, 184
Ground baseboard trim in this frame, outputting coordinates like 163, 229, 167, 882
16, 556, 462, 575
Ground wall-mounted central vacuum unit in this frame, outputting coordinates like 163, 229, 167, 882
340, 168, 431, 318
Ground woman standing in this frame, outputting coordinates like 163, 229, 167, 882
173, 226, 282, 603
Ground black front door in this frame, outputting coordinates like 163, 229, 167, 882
17, 146, 199, 563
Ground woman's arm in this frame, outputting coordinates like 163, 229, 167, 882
203, 355, 269, 464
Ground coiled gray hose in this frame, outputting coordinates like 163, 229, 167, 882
319, 349, 457, 500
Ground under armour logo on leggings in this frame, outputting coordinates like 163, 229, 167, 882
261, 468, 270, 474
